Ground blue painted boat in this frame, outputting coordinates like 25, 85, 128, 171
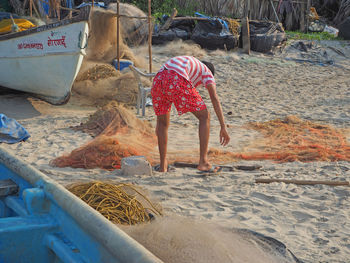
0, 146, 162, 263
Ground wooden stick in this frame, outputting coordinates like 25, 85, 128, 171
118, 15, 148, 19
255, 178, 349, 186
159, 8, 177, 32
148, 0, 152, 73
32, 0, 41, 18
172, 17, 214, 21
173, 162, 262, 171
270, 0, 280, 24
22, 0, 28, 9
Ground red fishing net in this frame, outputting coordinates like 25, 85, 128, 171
208, 116, 350, 163
51, 102, 157, 170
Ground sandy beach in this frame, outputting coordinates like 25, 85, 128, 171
1, 39, 350, 262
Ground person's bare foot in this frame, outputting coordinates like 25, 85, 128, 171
197, 162, 212, 171
159, 159, 168, 172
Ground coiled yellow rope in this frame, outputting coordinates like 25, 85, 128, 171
68, 181, 162, 225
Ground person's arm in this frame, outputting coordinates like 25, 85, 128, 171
206, 83, 230, 146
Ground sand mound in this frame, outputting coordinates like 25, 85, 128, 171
122, 216, 299, 263
153, 39, 207, 59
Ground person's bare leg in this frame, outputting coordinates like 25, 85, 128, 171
156, 112, 170, 172
191, 109, 212, 171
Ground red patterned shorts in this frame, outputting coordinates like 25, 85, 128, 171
151, 69, 206, 116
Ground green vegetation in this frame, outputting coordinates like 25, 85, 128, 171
286, 31, 342, 41
120, 0, 197, 17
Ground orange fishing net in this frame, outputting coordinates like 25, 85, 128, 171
209, 116, 350, 163
51, 102, 157, 170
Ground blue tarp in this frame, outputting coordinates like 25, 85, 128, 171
0, 114, 30, 144
0, 12, 19, 21
76, 2, 106, 9
195, 12, 229, 32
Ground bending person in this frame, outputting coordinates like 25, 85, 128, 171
151, 56, 230, 172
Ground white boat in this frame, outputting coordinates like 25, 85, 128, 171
0, 7, 90, 105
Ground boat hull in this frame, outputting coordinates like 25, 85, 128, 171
0, 21, 89, 104
0, 146, 162, 263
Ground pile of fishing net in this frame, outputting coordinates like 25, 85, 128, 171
68, 181, 162, 225
73, 62, 147, 106
224, 18, 241, 36
210, 116, 349, 163
72, 8, 148, 106
75, 64, 120, 82
51, 102, 156, 170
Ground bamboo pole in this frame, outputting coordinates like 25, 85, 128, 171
117, 1, 120, 71
255, 178, 349, 186
148, 0, 152, 73
30, 0, 33, 17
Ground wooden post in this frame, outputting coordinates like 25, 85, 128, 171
306, 0, 311, 33
242, 17, 250, 55
29, 0, 33, 17
117, 1, 120, 71
300, 0, 306, 32
148, 0, 152, 73
56, 0, 60, 20
246, 0, 250, 19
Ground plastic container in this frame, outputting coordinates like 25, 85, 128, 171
112, 59, 134, 71
323, 25, 339, 37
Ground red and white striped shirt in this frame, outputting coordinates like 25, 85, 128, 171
161, 56, 215, 88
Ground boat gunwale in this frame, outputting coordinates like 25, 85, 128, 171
0, 6, 91, 42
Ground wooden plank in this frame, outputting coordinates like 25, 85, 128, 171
256, 178, 349, 186
242, 17, 250, 55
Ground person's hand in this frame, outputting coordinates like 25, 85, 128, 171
220, 127, 230, 146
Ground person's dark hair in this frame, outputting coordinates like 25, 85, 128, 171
201, 61, 215, 76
